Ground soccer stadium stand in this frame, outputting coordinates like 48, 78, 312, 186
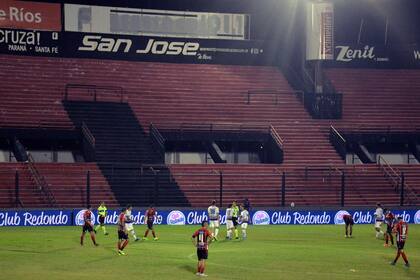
0, 54, 419, 207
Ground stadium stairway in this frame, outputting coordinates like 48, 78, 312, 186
62, 101, 189, 206
34, 163, 119, 208
0, 163, 49, 208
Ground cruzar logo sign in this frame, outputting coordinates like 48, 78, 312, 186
78, 36, 200, 56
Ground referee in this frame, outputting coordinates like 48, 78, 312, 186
232, 200, 240, 239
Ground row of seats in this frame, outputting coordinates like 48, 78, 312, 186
0, 163, 118, 208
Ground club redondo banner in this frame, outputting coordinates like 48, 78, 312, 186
0, 209, 419, 227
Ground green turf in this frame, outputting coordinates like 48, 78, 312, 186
0, 225, 419, 280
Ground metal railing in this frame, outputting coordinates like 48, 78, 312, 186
156, 121, 275, 135
1, 164, 419, 208
246, 89, 303, 105
82, 122, 95, 148
270, 125, 284, 149
329, 125, 346, 159
64, 84, 125, 103
377, 156, 419, 205
378, 155, 401, 192
149, 123, 165, 158
26, 154, 56, 207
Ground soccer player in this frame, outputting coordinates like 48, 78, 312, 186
94, 202, 108, 235
239, 205, 250, 240
374, 203, 385, 239
191, 220, 212, 277
125, 205, 139, 241
231, 200, 240, 239
390, 216, 410, 267
80, 207, 98, 246
143, 205, 159, 241
117, 208, 129, 255
384, 209, 396, 247
343, 213, 354, 238
207, 200, 220, 241
225, 204, 234, 240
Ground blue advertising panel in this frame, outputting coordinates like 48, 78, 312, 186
1, 209, 419, 227
0, 210, 72, 226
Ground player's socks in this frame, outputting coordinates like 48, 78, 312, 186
91, 235, 97, 245
80, 235, 84, 245
120, 240, 128, 250
130, 230, 138, 240
393, 252, 401, 263
234, 229, 239, 239
95, 225, 101, 232
401, 252, 409, 264
152, 230, 156, 238
144, 230, 149, 237
242, 230, 246, 239
102, 226, 108, 235
215, 228, 219, 238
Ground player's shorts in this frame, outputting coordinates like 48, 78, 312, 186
209, 220, 219, 228
397, 241, 405, 250
344, 218, 354, 226
118, 230, 128, 240
197, 249, 208, 260
147, 220, 154, 230
125, 223, 134, 231
98, 216, 105, 225
232, 217, 238, 227
226, 220, 234, 229
375, 220, 383, 228
241, 222, 248, 229
82, 223, 93, 233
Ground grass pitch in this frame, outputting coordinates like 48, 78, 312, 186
0, 225, 419, 280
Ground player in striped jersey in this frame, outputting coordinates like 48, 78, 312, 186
384, 209, 396, 247
117, 208, 129, 255
207, 200, 220, 241
80, 207, 98, 246
239, 205, 250, 240
390, 216, 410, 267
191, 220, 213, 277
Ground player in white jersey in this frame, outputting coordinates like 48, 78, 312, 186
225, 204, 234, 240
239, 205, 249, 240
125, 205, 139, 241
374, 203, 385, 239
207, 200, 220, 241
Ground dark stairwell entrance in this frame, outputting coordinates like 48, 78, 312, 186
63, 100, 189, 206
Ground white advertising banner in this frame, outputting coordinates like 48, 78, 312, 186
64, 4, 249, 40
306, 1, 334, 60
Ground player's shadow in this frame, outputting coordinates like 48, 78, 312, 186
180, 264, 196, 274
